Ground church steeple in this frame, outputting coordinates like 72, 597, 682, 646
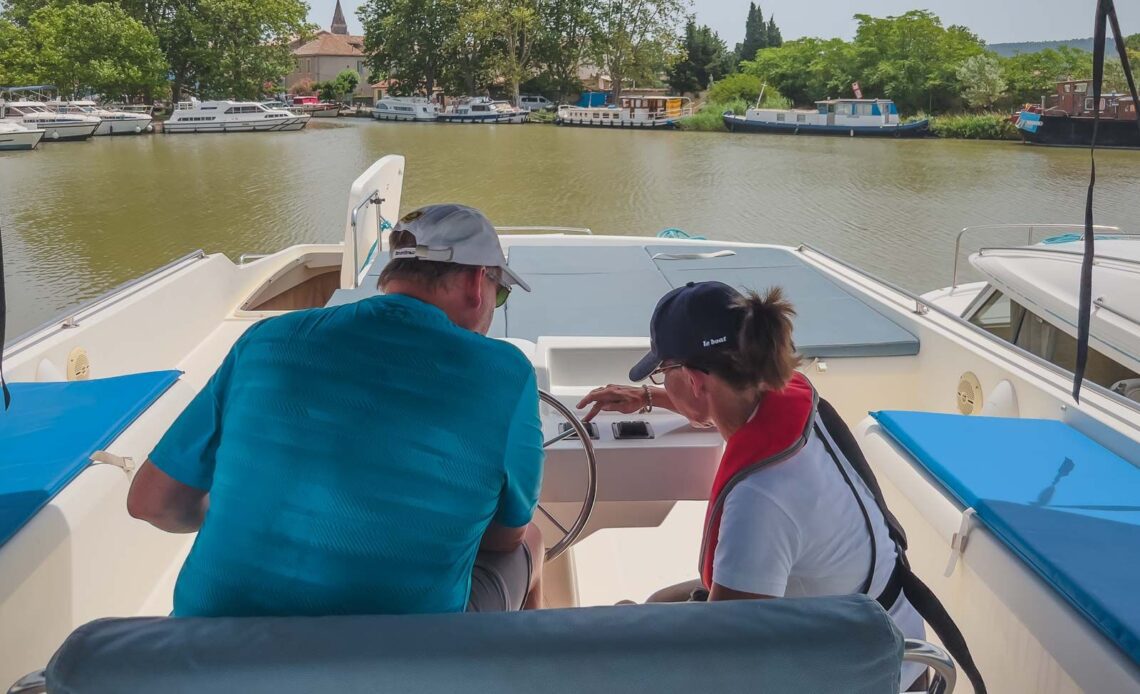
330, 0, 348, 35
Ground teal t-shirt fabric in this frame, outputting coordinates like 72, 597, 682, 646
149, 294, 544, 617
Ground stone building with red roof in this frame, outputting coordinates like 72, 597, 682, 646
285, 1, 369, 100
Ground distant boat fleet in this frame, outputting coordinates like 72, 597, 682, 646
372, 96, 528, 124
0, 98, 154, 150
7, 77, 1131, 152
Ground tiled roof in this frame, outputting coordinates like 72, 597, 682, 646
293, 31, 365, 57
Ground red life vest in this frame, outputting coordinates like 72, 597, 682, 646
698, 372, 818, 588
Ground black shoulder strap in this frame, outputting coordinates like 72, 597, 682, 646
817, 399, 906, 550
0, 217, 9, 409
816, 399, 987, 694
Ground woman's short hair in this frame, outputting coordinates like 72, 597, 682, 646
687, 287, 801, 392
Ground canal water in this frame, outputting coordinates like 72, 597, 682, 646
2, 118, 1138, 336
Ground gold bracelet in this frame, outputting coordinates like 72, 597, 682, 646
641, 384, 653, 414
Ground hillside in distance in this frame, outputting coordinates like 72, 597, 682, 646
988, 38, 1117, 56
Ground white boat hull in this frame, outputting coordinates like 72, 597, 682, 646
372, 111, 433, 122
0, 127, 44, 150
93, 116, 154, 136
162, 115, 311, 133
21, 121, 98, 141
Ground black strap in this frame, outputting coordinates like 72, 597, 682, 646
900, 568, 988, 694
1075, 0, 1140, 403
0, 216, 9, 410
814, 422, 876, 595
816, 400, 987, 694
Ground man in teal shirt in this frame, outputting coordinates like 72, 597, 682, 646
128, 204, 545, 616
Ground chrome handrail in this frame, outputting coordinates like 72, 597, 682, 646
903, 639, 957, 693
951, 223, 1127, 289
4, 249, 208, 355
349, 191, 383, 289
495, 226, 593, 236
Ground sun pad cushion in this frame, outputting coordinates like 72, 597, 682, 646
0, 370, 181, 547
47, 596, 902, 694
871, 411, 1140, 668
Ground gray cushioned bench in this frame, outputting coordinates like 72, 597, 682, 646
326, 243, 918, 356
39, 597, 904, 693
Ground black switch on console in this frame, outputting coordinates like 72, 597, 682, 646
559, 421, 600, 440
612, 420, 654, 440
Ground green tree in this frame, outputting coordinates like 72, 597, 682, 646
332, 68, 360, 101
765, 16, 781, 48
591, 0, 686, 100
743, 37, 855, 106
0, 19, 36, 86
734, 2, 766, 62
850, 10, 985, 113
1000, 46, 1091, 105
359, 0, 459, 96
188, 0, 311, 99
667, 19, 733, 94
462, 0, 541, 105
956, 54, 1006, 109
534, 0, 600, 102
706, 72, 763, 103
25, 3, 167, 99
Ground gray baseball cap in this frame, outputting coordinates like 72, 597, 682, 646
390, 204, 530, 292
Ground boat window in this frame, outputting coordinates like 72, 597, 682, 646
796, 113, 807, 123
1075, 82, 1089, 93
970, 290, 1140, 394
1064, 83, 1073, 93
775, 112, 785, 122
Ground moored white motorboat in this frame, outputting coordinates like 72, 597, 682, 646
3, 153, 1139, 693
162, 100, 310, 134
0, 101, 100, 141
437, 96, 516, 124
46, 100, 153, 136
0, 121, 45, 150
492, 100, 529, 124
371, 96, 439, 122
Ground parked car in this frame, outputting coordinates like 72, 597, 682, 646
519, 95, 555, 112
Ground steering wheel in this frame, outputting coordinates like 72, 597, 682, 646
538, 390, 598, 561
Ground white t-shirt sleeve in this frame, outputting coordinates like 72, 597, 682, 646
712, 481, 802, 597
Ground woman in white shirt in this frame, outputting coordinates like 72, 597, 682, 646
577, 280, 984, 693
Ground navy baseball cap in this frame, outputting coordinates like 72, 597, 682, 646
629, 281, 745, 381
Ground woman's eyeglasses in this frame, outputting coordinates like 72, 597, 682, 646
648, 363, 684, 385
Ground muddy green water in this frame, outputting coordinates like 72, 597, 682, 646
2, 118, 1139, 336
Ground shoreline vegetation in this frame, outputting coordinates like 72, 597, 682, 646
0, 0, 1135, 141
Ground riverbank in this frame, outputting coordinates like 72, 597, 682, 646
677, 104, 1020, 140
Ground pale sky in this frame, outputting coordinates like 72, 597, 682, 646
312, 0, 1139, 49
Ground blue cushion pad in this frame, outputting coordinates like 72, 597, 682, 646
0, 371, 181, 547
872, 411, 1140, 667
